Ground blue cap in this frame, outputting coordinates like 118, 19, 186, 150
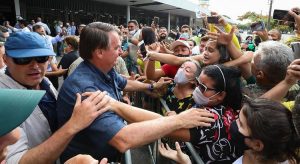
5, 32, 55, 58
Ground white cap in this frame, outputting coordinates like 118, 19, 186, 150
171, 40, 190, 50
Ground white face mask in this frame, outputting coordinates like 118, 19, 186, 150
192, 87, 219, 106
129, 30, 136, 35
174, 68, 194, 85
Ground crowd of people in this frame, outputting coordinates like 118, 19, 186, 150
0, 6, 300, 164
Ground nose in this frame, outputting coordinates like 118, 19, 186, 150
28, 59, 40, 69
118, 47, 123, 55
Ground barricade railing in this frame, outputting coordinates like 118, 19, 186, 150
160, 98, 205, 164
126, 91, 205, 164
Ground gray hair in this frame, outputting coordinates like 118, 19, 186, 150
255, 41, 294, 85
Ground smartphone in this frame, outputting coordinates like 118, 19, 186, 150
250, 21, 265, 32
153, 17, 159, 26
207, 16, 219, 24
273, 9, 298, 22
291, 42, 300, 59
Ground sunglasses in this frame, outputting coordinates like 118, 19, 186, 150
12, 56, 50, 65
196, 78, 217, 93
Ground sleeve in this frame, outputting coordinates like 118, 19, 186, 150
51, 35, 63, 44
115, 71, 127, 90
6, 128, 28, 164
118, 57, 129, 76
161, 64, 172, 77
224, 24, 241, 50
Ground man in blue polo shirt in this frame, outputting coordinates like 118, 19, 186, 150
56, 22, 216, 163
0, 32, 110, 164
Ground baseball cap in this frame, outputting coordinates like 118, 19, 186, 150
171, 40, 190, 50
0, 89, 45, 136
5, 32, 55, 58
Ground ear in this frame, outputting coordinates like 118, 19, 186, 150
3, 54, 8, 65
251, 139, 264, 152
256, 70, 264, 80
93, 48, 103, 59
216, 91, 226, 102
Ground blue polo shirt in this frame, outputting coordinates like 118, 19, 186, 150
56, 60, 127, 162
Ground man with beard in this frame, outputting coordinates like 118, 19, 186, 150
145, 40, 191, 80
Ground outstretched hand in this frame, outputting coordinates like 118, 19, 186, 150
285, 59, 300, 85
208, 26, 236, 45
176, 108, 215, 129
159, 142, 191, 164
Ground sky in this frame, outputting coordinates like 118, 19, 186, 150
189, 0, 298, 22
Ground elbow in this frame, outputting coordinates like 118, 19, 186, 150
117, 143, 130, 153
110, 132, 132, 153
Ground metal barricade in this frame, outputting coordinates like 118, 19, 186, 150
126, 92, 205, 164
160, 98, 205, 164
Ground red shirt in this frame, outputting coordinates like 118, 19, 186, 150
161, 64, 179, 78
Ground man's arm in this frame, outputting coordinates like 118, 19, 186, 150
108, 100, 214, 152
123, 77, 172, 92
144, 60, 166, 81
18, 91, 110, 164
148, 52, 190, 66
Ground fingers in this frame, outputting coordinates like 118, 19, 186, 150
74, 93, 82, 107
213, 26, 223, 33
94, 94, 110, 109
175, 142, 182, 153
290, 59, 300, 65
229, 26, 236, 35
84, 91, 102, 104
99, 158, 108, 164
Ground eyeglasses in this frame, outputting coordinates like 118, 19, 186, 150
12, 56, 50, 65
196, 78, 217, 93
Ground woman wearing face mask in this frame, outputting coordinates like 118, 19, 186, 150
160, 59, 201, 114
168, 64, 242, 163
232, 97, 300, 164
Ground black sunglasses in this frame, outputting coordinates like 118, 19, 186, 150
12, 56, 50, 65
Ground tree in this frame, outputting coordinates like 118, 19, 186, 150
238, 11, 293, 32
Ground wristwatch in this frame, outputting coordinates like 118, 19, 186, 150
148, 83, 154, 91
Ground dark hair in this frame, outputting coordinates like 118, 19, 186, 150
18, 20, 28, 27
128, 20, 138, 26
200, 36, 210, 42
32, 24, 43, 32
242, 98, 300, 163
206, 40, 230, 64
181, 24, 190, 30
216, 43, 230, 63
64, 36, 79, 51
187, 39, 196, 47
79, 22, 120, 60
141, 27, 156, 45
202, 65, 242, 111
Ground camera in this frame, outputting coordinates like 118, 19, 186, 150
273, 9, 299, 23
250, 21, 265, 32
291, 42, 300, 59
207, 16, 219, 24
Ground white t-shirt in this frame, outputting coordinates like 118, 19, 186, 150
192, 45, 200, 55
0, 65, 6, 74
128, 29, 141, 63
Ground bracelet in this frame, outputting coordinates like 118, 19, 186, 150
148, 83, 154, 91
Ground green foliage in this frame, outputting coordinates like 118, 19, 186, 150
238, 11, 294, 32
